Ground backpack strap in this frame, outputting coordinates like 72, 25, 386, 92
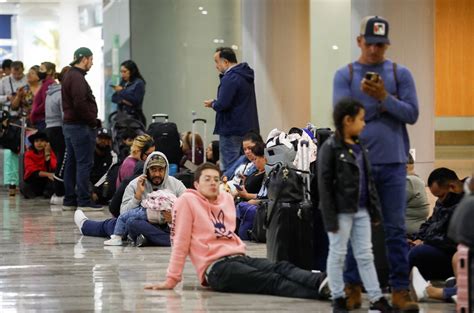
348, 63, 353, 85
392, 62, 399, 99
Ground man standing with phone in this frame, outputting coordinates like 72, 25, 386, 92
332, 16, 419, 311
204, 47, 259, 174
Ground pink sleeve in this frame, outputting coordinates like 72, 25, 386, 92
166, 196, 193, 286
116, 158, 135, 188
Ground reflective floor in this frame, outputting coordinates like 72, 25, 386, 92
0, 191, 457, 312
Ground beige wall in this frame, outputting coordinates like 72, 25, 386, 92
241, 0, 310, 139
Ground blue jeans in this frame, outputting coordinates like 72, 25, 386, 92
327, 209, 382, 302
81, 217, 171, 246
114, 207, 147, 236
127, 220, 171, 246
344, 163, 409, 290
408, 243, 454, 280
63, 124, 96, 206
219, 135, 243, 173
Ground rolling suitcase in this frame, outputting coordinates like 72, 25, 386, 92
457, 244, 473, 313
147, 114, 182, 169
266, 140, 314, 270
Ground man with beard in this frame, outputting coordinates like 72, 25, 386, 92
74, 152, 186, 245
408, 168, 465, 281
90, 128, 118, 205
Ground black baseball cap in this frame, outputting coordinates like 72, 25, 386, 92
69, 47, 93, 66
360, 16, 390, 45
97, 128, 112, 139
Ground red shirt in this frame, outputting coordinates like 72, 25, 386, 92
24, 148, 57, 180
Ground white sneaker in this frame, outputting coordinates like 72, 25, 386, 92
50, 194, 64, 205
410, 266, 429, 302
104, 235, 123, 246
74, 210, 88, 235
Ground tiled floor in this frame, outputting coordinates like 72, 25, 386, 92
0, 191, 458, 312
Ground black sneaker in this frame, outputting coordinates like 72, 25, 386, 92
136, 234, 148, 247
332, 297, 348, 313
317, 273, 331, 300
369, 296, 393, 313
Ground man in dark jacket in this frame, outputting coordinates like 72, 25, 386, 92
204, 47, 259, 173
408, 167, 464, 280
61, 47, 102, 211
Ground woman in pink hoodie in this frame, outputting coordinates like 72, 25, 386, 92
145, 162, 330, 300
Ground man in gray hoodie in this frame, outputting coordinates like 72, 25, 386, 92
74, 152, 186, 245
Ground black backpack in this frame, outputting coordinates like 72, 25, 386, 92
147, 122, 182, 167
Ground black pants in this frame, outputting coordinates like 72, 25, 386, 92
23, 176, 54, 199
206, 256, 326, 299
45, 126, 65, 196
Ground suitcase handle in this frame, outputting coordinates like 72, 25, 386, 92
192, 118, 207, 124
152, 114, 169, 123
192, 117, 207, 164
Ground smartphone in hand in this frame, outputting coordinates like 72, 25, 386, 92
233, 184, 243, 191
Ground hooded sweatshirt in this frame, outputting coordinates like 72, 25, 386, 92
45, 83, 63, 128
120, 151, 186, 214
165, 189, 247, 288
212, 62, 259, 136
31, 76, 55, 124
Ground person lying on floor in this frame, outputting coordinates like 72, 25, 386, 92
144, 162, 330, 300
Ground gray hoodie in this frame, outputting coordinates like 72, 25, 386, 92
120, 151, 186, 214
45, 83, 63, 128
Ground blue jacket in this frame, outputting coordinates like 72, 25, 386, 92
212, 62, 259, 136
112, 78, 145, 112
333, 60, 419, 164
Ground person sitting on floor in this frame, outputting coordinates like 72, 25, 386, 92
104, 189, 177, 246
180, 131, 204, 166
405, 153, 430, 236
90, 128, 118, 205
23, 131, 56, 199
234, 141, 267, 202
116, 133, 154, 188
74, 152, 186, 247
206, 140, 220, 165
144, 162, 331, 301
408, 167, 465, 280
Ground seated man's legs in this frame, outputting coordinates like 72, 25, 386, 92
113, 207, 147, 236
127, 219, 171, 246
206, 256, 328, 300
408, 243, 454, 280
81, 218, 117, 237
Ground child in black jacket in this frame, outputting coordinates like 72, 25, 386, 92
317, 98, 391, 312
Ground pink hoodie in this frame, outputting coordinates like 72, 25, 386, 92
165, 189, 246, 287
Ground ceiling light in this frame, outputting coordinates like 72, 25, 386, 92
201, 10, 208, 15
332, 45, 339, 50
